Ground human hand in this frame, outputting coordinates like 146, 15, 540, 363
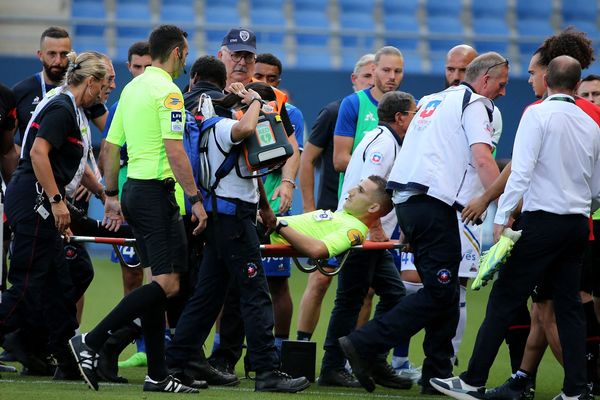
462, 195, 489, 224
102, 196, 124, 232
191, 202, 208, 235
493, 223, 506, 244
272, 182, 293, 214
74, 185, 92, 202
51, 201, 71, 234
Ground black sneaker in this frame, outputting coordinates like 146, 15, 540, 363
53, 365, 82, 381
318, 369, 362, 388
208, 356, 236, 376
338, 336, 375, 392
371, 361, 412, 390
186, 359, 239, 386
170, 370, 208, 389
485, 376, 534, 400
143, 374, 199, 393
3, 332, 53, 375
255, 370, 310, 393
69, 334, 99, 391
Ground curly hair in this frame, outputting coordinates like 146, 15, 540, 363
535, 27, 595, 69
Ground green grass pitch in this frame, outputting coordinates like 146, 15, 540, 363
0, 255, 565, 398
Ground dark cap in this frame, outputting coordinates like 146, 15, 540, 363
221, 28, 257, 53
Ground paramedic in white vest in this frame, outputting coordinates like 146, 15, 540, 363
338, 52, 504, 394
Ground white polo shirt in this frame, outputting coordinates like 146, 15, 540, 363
388, 84, 494, 206
495, 94, 600, 225
208, 118, 260, 204
338, 124, 402, 237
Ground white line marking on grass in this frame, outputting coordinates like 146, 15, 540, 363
0, 379, 418, 398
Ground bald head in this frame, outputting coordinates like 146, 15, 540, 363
546, 55, 581, 93
445, 45, 478, 87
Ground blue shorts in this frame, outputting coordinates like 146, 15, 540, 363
262, 255, 291, 277
110, 245, 140, 266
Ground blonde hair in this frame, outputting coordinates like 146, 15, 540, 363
63, 51, 107, 87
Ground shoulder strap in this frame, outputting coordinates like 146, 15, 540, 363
362, 128, 384, 162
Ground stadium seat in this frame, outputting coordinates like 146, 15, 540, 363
250, 0, 285, 9
429, 51, 448, 74
204, 4, 242, 50
425, 0, 461, 18
72, 0, 106, 19
74, 24, 105, 38
159, 0, 194, 24
561, 20, 600, 41
291, 0, 322, 12
472, 17, 510, 54
73, 36, 107, 54
515, 0, 552, 20
561, 0, 598, 24
427, 16, 465, 52
382, 0, 419, 17
294, 10, 330, 47
382, 14, 419, 52
115, 0, 151, 21
339, 11, 375, 49
250, 8, 286, 27
338, 0, 376, 13
471, 0, 508, 19
401, 50, 424, 74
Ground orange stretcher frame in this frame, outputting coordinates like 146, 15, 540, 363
68, 236, 407, 277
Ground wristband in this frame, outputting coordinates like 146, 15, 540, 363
250, 97, 263, 106
94, 188, 105, 200
281, 177, 296, 189
105, 189, 119, 197
188, 191, 203, 205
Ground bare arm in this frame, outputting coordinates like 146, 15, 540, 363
277, 224, 329, 259
462, 160, 512, 223
100, 141, 124, 231
299, 142, 323, 212
333, 135, 353, 172
471, 143, 500, 191
272, 133, 300, 213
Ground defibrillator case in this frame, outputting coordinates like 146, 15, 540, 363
241, 107, 293, 171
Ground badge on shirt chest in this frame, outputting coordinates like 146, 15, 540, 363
171, 111, 183, 132
313, 210, 333, 221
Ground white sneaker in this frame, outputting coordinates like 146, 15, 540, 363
393, 361, 421, 384
429, 376, 485, 400
552, 392, 593, 400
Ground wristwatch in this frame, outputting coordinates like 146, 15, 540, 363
188, 191, 203, 205
49, 193, 63, 203
275, 219, 288, 234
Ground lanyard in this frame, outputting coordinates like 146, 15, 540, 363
548, 96, 576, 104
38, 71, 47, 97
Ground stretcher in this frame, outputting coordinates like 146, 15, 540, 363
68, 236, 407, 277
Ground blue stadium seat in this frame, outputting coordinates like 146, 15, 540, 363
471, 0, 508, 19
516, 18, 553, 37
72, 0, 106, 19
74, 24, 105, 38
250, 8, 286, 27
339, 11, 375, 48
294, 10, 330, 46
160, 0, 194, 24
295, 46, 332, 69
115, 0, 151, 21
292, 0, 322, 12
429, 51, 448, 74
250, 0, 285, 9
562, 0, 598, 24
472, 16, 510, 53
73, 36, 108, 54
425, 0, 461, 18
116, 26, 150, 39
382, 0, 418, 17
382, 14, 420, 52
339, 0, 376, 13
204, 5, 242, 48
515, 0, 552, 20
561, 20, 600, 41
427, 16, 465, 52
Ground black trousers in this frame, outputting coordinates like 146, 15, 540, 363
167, 206, 279, 373
347, 195, 461, 382
321, 250, 405, 372
0, 174, 77, 360
461, 211, 588, 396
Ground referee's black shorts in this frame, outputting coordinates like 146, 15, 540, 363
121, 178, 188, 276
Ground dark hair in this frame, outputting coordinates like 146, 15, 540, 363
190, 55, 227, 90
546, 56, 581, 91
367, 175, 393, 216
582, 74, 600, 83
214, 82, 276, 109
149, 24, 188, 63
377, 91, 415, 123
256, 53, 283, 75
128, 41, 150, 63
40, 26, 69, 46
534, 27, 594, 69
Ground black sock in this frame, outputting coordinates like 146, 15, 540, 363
505, 304, 531, 373
296, 331, 312, 341
86, 282, 167, 351
584, 300, 600, 384
143, 297, 168, 381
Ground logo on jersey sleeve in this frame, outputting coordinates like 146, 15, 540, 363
347, 229, 365, 246
364, 112, 376, 122
436, 268, 452, 284
369, 151, 383, 165
164, 92, 184, 110
171, 111, 183, 132
313, 210, 333, 221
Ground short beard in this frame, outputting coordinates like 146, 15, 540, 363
43, 62, 67, 84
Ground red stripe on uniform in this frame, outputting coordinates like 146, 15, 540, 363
508, 325, 530, 330
66, 136, 83, 146
31, 122, 40, 129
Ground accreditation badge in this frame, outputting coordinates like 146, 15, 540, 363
171, 111, 183, 132
313, 210, 333, 221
